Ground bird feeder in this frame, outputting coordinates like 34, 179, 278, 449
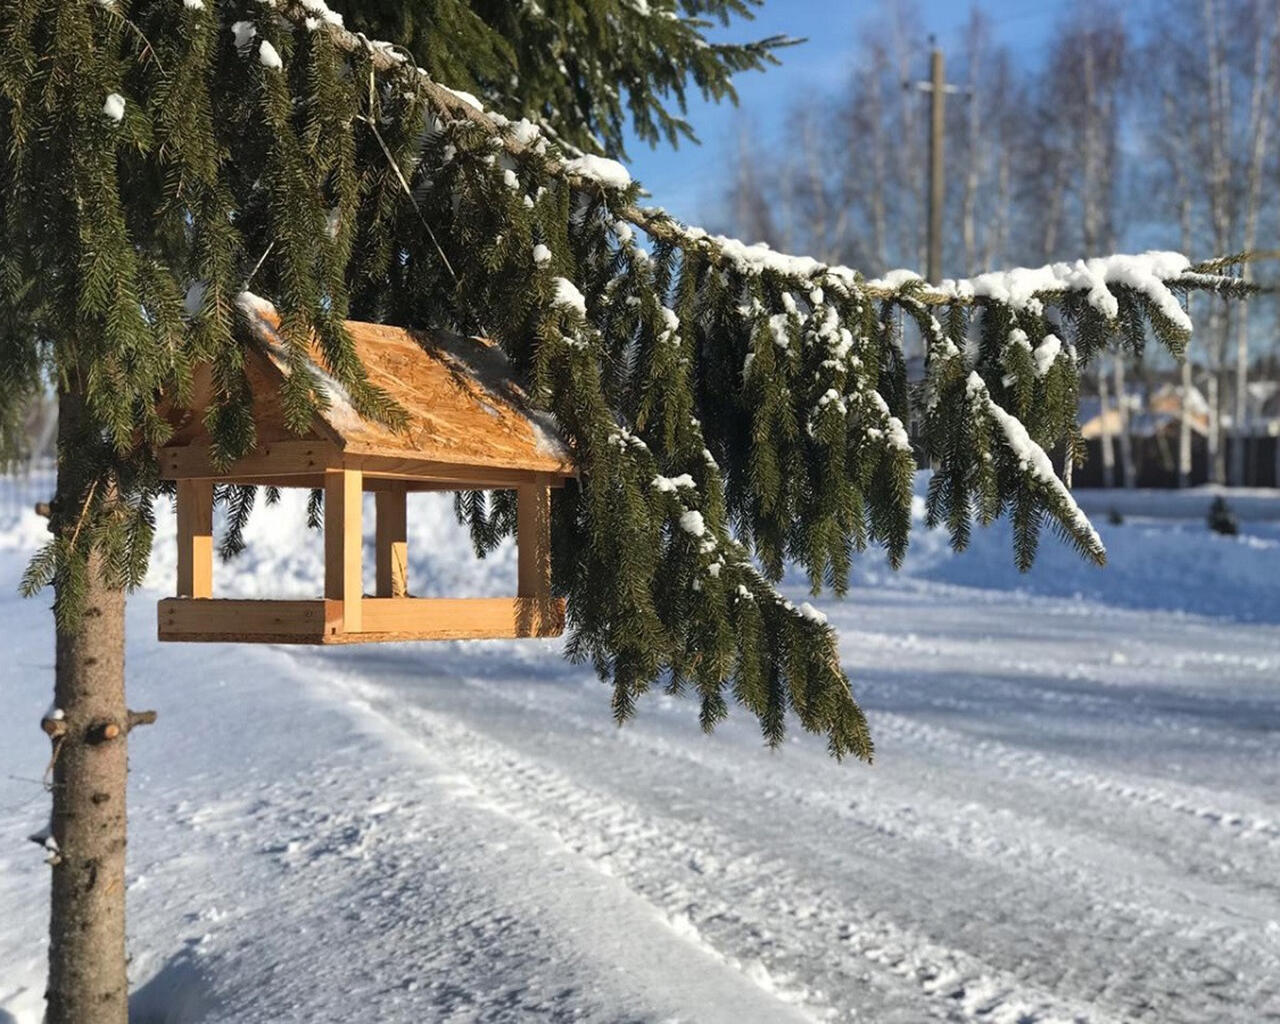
156, 301, 574, 644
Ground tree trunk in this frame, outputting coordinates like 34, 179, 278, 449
1178, 358, 1194, 488
1098, 370, 1116, 488
1207, 370, 1224, 485
1114, 356, 1135, 488
1231, 306, 1249, 486
45, 391, 129, 1024
1229, 14, 1274, 486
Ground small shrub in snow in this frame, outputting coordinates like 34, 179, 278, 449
1207, 496, 1239, 536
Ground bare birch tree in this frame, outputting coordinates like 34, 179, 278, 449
1138, 0, 1279, 486
1029, 6, 1130, 485
718, 0, 1279, 497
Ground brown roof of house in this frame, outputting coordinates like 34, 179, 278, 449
168, 297, 575, 480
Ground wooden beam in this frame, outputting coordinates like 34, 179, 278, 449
199, 474, 327, 490
156, 596, 564, 643
157, 440, 340, 480
375, 483, 408, 597
158, 598, 338, 642
517, 477, 552, 599
351, 452, 572, 489
215, 475, 429, 492
158, 441, 573, 490
325, 468, 363, 632
360, 597, 564, 639
175, 479, 213, 598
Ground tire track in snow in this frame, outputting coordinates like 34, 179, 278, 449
872, 710, 1280, 851
440, 664, 1280, 925
323, 667, 1129, 1024
432, 666, 1280, 1020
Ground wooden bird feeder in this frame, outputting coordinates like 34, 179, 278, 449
156, 301, 574, 645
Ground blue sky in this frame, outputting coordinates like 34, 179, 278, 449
625, 1, 1070, 225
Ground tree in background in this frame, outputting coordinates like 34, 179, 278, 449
0, 1, 1251, 1021
949, 9, 1020, 278
727, 2, 931, 272
1137, 0, 1279, 484
724, 0, 1279, 487
1035, 5, 1132, 487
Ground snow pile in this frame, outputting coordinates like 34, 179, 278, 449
551, 277, 587, 316
796, 601, 827, 626
940, 252, 1193, 328
652, 474, 695, 493
674, 227, 827, 282
102, 93, 125, 122
679, 510, 706, 537
867, 391, 912, 452
563, 155, 632, 189
865, 268, 924, 291
297, 0, 344, 27
258, 40, 283, 71
1033, 334, 1062, 377
441, 86, 483, 111
658, 218, 1197, 330
231, 20, 255, 50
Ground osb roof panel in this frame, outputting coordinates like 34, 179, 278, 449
242, 303, 574, 477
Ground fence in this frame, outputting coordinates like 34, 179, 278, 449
1074, 436, 1280, 489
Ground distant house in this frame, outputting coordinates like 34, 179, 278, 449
1079, 383, 1209, 441
1247, 380, 1280, 436
1076, 375, 1279, 488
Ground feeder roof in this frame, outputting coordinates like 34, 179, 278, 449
167, 295, 575, 481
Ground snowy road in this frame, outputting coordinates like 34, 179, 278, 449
3, 503, 1280, 1022
302, 585, 1280, 1024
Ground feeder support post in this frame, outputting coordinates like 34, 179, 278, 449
325, 468, 363, 632
176, 478, 213, 598
517, 476, 552, 599
375, 482, 409, 598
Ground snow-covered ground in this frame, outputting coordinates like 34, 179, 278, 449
2, 483, 1279, 1023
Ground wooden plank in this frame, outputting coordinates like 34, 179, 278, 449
158, 440, 341, 481
156, 596, 565, 643
350, 452, 572, 489
175, 478, 213, 598
325, 468, 363, 632
517, 478, 552, 599
198, 474, 327, 490
158, 443, 571, 489
375, 483, 408, 598
359, 597, 565, 639
345, 442, 575, 480
158, 598, 336, 642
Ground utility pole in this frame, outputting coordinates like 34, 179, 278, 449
911, 41, 961, 283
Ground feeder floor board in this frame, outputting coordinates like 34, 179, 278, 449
157, 597, 565, 644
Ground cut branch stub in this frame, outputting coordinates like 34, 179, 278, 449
126, 709, 158, 732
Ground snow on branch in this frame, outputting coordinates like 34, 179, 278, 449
966, 373, 1104, 564
271, 0, 1250, 325
254, 1, 1251, 578
151, 0, 1251, 759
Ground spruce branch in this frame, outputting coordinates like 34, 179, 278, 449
1, 0, 1259, 761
